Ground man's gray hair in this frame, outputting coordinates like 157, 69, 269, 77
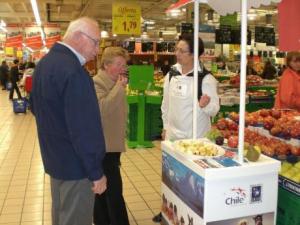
63, 17, 99, 40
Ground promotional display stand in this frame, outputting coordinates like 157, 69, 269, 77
161, 141, 281, 225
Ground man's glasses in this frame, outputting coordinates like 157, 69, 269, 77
175, 48, 190, 54
80, 31, 100, 46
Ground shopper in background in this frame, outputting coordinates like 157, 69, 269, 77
0, 60, 9, 90
261, 60, 277, 80
246, 59, 258, 75
216, 55, 228, 71
275, 51, 300, 110
20, 61, 35, 87
277, 64, 286, 76
9, 59, 22, 100
161, 59, 171, 75
30, 17, 107, 225
93, 47, 130, 225
153, 34, 220, 223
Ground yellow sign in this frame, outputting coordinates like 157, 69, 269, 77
5, 47, 14, 56
112, 3, 141, 35
17, 50, 23, 58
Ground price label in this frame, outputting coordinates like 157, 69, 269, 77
17, 50, 23, 58
112, 3, 141, 35
5, 47, 14, 56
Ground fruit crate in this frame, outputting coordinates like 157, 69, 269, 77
145, 102, 163, 140
277, 176, 300, 225
127, 103, 138, 141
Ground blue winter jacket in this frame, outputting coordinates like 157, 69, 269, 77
30, 43, 106, 181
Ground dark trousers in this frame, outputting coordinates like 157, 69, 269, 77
94, 152, 129, 225
9, 81, 22, 99
0, 77, 7, 89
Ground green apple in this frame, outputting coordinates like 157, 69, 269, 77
294, 161, 300, 169
281, 162, 293, 173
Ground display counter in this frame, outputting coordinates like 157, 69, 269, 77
161, 140, 280, 225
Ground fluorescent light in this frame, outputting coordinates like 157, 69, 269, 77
144, 20, 155, 25
27, 47, 34, 52
31, 0, 41, 26
101, 30, 109, 38
0, 20, 6, 27
169, 9, 181, 17
0, 26, 7, 32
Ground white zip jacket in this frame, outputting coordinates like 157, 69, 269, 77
161, 63, 220, 140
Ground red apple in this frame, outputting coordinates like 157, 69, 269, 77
216, 119, 227, 130
271, 110, 281, 119
291, 146, 300, 156
259, 109, 270, 117
228, 136, 239, 148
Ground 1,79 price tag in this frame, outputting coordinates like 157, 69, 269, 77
112, 3, 141, 35
122, 21, 137, 32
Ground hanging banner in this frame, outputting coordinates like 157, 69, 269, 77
278, 0, 300, 51
166, 0, 193, 12
24, 23, 43, 49
112, 2, 141, 35
44, 23, 61, 48
5, 24, 23, 48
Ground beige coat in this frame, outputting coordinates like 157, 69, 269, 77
93, 70, 127, 152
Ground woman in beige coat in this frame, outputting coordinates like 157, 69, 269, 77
93, 47, 130, 225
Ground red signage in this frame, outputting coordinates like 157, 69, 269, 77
278, 0, 300, 51
44, 23, 61, 48
5, 24, 23, 48
166, 0, 193, 12
24, 23, 43, 49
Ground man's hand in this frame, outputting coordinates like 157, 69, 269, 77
199, 94, 211, 108
92, 175, 107, 195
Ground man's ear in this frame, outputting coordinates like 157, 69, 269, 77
73, 31, 83, 43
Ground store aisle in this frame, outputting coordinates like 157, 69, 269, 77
0, 89, 162, 225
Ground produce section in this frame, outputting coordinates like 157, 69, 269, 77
209, 109, 300, 225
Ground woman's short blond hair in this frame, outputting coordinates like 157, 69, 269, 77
100, 47, 130, 70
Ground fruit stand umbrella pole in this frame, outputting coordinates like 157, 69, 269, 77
237, 0, 248, 164
192, 0, 200, 139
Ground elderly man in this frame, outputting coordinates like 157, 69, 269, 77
30, 17, 107, 225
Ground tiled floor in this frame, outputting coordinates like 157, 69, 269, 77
0, 89, 162, 225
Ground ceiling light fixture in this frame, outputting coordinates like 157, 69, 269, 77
101, 30, 109, 38
0, 19, 7, 33
0, 20, 6, 27
169, 9, 181, 17
0, 26, 7, 33
30, 0, 42, 26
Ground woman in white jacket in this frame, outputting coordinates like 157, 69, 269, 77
153, 34, 220, 223
161, 34, 219, 141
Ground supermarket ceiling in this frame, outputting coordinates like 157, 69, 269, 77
0, 0, 279, 35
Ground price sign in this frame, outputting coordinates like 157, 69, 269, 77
112, 3, 141, 35
17, 50, 23, 58
5, 47, 14, 56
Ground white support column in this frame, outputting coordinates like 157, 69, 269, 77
238, 0, 248, 164
192, 0, 200, 139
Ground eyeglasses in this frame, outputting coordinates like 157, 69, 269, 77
175, 47, 190, 54
80, 31, 100, 46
